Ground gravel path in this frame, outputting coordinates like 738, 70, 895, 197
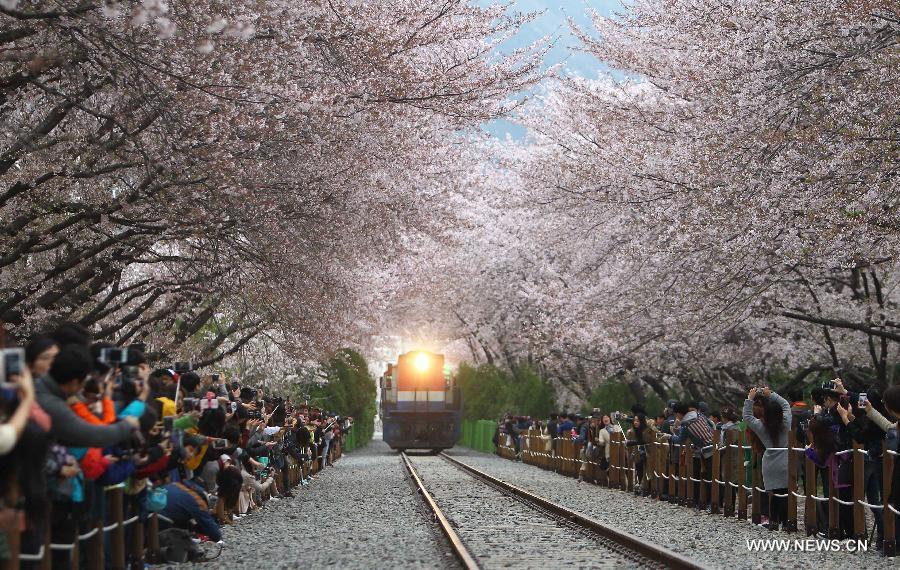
188, 440, 454, 569
445, 447, 895, 570
409, 454, 640, 569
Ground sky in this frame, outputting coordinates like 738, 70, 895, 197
480, 0, 623, 138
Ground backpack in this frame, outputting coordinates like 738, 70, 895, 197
685, 416, 715, 457
156, 528, 203, 563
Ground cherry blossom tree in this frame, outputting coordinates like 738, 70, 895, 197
388, 0, 899, 407
0, 0, 545, 366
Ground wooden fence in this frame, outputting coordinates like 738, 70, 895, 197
502, 429, 898, 555
2, 441, 342, 570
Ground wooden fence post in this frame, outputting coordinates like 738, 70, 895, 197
664, 441, 677, 503
39, 503, 51, 570
852, 443, 866, 540
785, 431, 798, 532
130, 513, 144, 570
685, 449, 695, 508
147, 513, 160, 562
678, 445, 687, 505
570, 439, 579, 478
883, 451, 896, 557
87, 519, 104, 570
723, 431, 735, 517
827, 464, 839, 539
737, 432, 748, 520
72, 528, 81, 570
804, 453, 817, 536
109, 487, 126, 570
710, 431, 721, 514
751, 448, 762, 524
698, 450, 709, 510
609, 437, 619, 489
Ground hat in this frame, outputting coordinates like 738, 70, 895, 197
666, 399, 678, 410
590, 408, 602, 419
698, 401, 710, 415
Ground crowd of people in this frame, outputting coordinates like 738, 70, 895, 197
498, 380, 900, 553
0, 322, 353, 566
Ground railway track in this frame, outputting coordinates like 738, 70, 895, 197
401, 451, 708, 570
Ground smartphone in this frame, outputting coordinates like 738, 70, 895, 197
3, 348, 25, 376
100, 347, 128, 365
858, 393, 868, 406
1, 348, 25, 387
211, 438, 228, 450
163, 416, 174, 432
230, 401, 238, 413
173, 361, 192, 373
212, 373, 220, 383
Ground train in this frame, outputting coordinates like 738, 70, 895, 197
380, 350, 461, 452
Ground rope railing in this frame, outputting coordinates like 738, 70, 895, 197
498, 425, 898, 555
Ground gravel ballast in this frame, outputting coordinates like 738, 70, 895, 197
189, 440, 453, 569
409, 454, 639, 569
445, 447, 895, 570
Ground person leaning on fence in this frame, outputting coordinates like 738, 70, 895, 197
573, 414, 586, 478
579, 411, 610, 484
625, 413, 655, 495
717, 406, 742, 512
839, 387, 888, 548
545, 412, 559, 454
806, 414, 853, 538
663, 401, 715, 505
742, 387, 791, 531
503, 417, 521, 459
812, 381, 856, 531
851, 386, 900, 547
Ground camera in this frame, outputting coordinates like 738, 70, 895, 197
248, 410, 263, 420
100, 347, 128, 365
173, 361, 192, 374
199, 397, 219, 411
121, 365, 140, 383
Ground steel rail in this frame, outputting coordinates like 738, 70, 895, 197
400, 452, 480, 570
439, 452, 710, 570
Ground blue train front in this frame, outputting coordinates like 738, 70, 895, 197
380, 351, 461, 452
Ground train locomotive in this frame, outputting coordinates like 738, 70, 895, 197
380, 350, 461, 452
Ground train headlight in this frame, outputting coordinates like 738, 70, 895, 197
414, 352, 430, 372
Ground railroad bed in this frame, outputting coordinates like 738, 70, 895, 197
403, 452, 703, 569
446, 446, 898, 570
187, 440, 452, 569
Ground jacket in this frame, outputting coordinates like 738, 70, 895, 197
35, 375, 133, 448
669, 411, 714, 459
743, 392, 791, 490
159, 481, 221, 542
592, 425, 611, 460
